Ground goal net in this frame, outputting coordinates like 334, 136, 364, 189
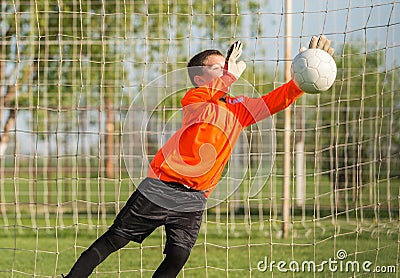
0, 0, 399, 277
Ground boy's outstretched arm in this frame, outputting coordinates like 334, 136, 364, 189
260, 35, 335, 115
234, 35, 335, 126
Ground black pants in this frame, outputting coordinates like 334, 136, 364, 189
65, 178, 205, 277
65, 230, 190, 278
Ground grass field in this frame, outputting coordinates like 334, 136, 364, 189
0, 213, 398, 278
1, 165, 399, 277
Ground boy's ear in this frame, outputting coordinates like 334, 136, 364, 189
193, 75, 205, 86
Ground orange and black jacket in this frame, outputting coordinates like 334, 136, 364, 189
148, 74, 303, 197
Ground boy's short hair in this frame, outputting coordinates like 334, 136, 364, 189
187, 49, 224, 86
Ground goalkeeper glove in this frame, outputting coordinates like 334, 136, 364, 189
300, 35, 335, 56
224, 41, 246, 79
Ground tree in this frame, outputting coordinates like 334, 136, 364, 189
0, 5, 38, 156
1, 0, 260, 177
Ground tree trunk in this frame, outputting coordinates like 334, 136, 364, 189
0, 109, 16, 155
0, 86, 18, 156
105, 95, 114, 178
0, 60, 36, 156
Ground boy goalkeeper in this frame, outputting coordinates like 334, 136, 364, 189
64, 35, 334, 277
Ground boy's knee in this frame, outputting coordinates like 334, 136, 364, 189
153, 244, 191, 277
165, 244, 190, 264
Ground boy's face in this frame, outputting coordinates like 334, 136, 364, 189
194, 54, 225, 86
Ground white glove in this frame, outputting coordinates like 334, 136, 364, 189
224, 41, 246, 79
300, 35, 335, 56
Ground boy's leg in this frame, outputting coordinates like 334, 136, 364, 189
64, 230, 129, 278
152, 244, 190, 278
153, 208, 203, 277
64, 180, 171, 277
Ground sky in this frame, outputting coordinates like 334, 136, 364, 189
256, 0, 399, 68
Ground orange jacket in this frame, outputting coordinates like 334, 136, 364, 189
148, 75, 303, 196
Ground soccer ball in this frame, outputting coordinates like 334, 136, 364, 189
291, 48, 337, 94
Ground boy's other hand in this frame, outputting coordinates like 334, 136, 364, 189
300, 35, 335, 56
225, 41, 246, 79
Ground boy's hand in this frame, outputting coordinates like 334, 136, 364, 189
300, 35, 335, 56
224, 41, 246, 79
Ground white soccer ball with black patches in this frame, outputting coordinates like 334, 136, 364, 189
291, 48, 337, 94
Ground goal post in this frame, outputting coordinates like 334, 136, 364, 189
0, 0, 399, 277
282, 0, 292, 239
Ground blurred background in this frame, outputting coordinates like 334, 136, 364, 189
0, 0, 399, 277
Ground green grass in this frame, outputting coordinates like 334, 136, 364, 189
2, 173, 398, 215
1, 165, 398, 277
0, 214, 398, 278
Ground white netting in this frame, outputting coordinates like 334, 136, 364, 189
0, 0, 399, 277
